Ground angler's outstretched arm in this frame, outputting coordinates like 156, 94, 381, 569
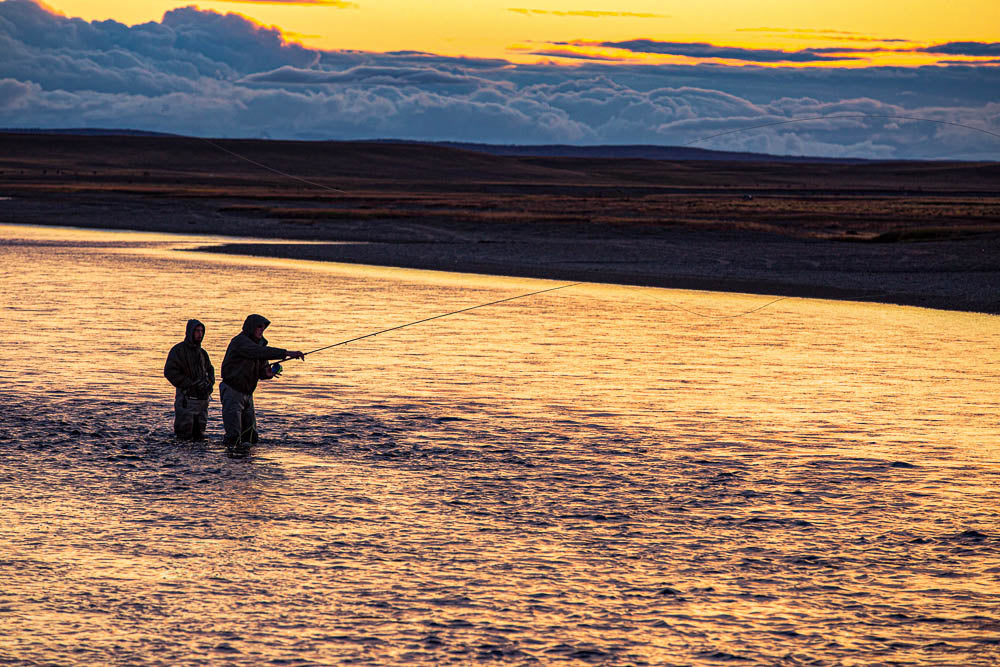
231, 335, 289, 360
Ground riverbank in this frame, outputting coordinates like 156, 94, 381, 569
2, 132, 998, 313
192, 229, 999, 313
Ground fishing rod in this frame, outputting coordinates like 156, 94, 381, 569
275, 281, 581, 364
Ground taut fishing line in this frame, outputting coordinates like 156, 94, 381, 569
629, 287, 900, 320
277, 282, 581, 364
633, 289, 791, 319
201, 138, 348, 193
193, 114, 995, 329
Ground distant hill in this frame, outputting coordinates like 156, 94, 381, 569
0, 127, 876, 163
421, 141, 873, 164
0, 127, 177, 137
4, 130, 998, 195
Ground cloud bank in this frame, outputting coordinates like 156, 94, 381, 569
923, 41, 1000, 56
1, 0, 998, 159
589, 39, 862, 63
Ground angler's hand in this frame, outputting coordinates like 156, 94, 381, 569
287, 351, 305, 360
195, 379, 213, 399
186, 379, 213, 400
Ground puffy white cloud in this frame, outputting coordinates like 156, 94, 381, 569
0, 76, 35, 108
0, 0, 998, 158
241, 64, 509, 88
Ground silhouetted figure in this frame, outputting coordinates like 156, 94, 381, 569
164, 319, 215, 440
220, 314, 303, 455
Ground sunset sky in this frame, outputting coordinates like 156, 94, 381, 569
2, 0, 998, 157
39, 0, 1000, 66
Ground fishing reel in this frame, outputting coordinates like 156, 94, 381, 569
270, 362, 283, 377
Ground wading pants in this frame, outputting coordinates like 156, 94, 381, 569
173, 388, 209, 440
220, 382, 257, 446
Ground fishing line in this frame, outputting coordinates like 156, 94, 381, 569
684, 113, 1000, 148
635, 289, 790, 319
200, 138, 348, 193
277, 281, 581, 362
191, 120, 988, 326
631, 286, 900, 319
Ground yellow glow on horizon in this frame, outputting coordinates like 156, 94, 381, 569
38, 0, 1000, 67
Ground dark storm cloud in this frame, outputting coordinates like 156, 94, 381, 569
921, 41, 1000, 56
0, 0, 997, 159
596, 39, 862, 63
940, 59, 1000, 65
510, 61, 1000, 107
0, 0, 317, 88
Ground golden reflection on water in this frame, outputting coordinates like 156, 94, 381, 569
1, 223, 998, 665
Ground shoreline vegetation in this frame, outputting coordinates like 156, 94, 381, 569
1, 132, 997, 314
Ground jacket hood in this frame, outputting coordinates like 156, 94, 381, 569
242, 314, 271, 338
185, 319, 205, 346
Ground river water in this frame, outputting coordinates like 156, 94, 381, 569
0, 223, 998, 665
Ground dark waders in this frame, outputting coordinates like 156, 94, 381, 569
220, 382, 258, 452
174, 388, 209, 440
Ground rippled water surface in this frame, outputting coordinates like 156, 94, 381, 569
1, 223, 998, 665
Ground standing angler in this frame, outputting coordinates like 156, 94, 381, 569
164, 319, 215, 441
220, 314, 304, 455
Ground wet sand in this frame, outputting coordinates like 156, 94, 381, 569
2, 132, 998, 313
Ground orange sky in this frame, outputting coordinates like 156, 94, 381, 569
41, 0, 1000, 66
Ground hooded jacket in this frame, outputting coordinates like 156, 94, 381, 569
164, 319, 215, 396
221, 314, 288, 395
